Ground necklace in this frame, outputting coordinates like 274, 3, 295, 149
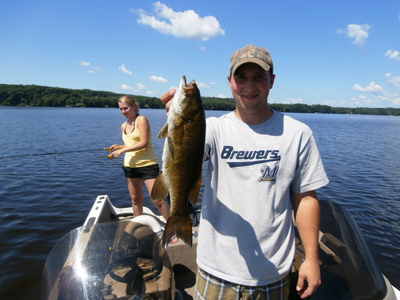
125, 119, 136, 134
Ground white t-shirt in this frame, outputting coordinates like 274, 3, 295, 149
197, 110, 329, 286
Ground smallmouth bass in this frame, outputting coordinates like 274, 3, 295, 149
151, 76, 206, 247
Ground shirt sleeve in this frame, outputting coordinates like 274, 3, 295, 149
203, 117, 216, 162
290, 134, 329, 193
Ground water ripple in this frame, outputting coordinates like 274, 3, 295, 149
1, 108, 400, 298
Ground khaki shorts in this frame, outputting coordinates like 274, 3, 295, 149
195, 268, 290, 300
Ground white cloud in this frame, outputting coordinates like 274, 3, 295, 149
197, 82, 210, 88
337, 24, 371, 47
321, 93, 400, 107
352, 96, 373, 107
137, 83, 146, 90
78, 61, 90, 67
78, 61, 101, 73
216, 93, 227, 98
385, 50, 400, 62
353, 82, 384, 93
121, 83, 158, 96
119, 64, 133, 75
149, 75, 168, 83
289, 97, 304, 104
350, 78, 400, 107
121, 84, 135, 91
385, 73, 400, 89
121, 83, 147, 92
386, 95, 400, 106
134, 2, 225, 41
352, 93, 400, 107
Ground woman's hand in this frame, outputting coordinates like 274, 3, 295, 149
109, 144, 120, 151
110, 149, 123, 158
107, 145, 125, 158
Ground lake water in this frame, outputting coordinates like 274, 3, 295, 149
0, 107, 399, 299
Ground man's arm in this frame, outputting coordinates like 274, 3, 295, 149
292, 190, 321, 299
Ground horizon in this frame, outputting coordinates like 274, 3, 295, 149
3, 83, 400, 112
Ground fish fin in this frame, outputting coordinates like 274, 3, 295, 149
151, 171, 169, 200
157, 123, 168, 139
163, 214, 192, 247
188, 173, 202, 205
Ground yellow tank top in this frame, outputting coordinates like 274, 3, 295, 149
122, 123, 158, 168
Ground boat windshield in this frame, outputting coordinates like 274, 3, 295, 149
42, 219, 173, 300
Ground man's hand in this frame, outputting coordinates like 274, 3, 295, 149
296, 256, 321, 298
160, 88, 175, 116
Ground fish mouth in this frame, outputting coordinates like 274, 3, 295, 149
182, 75, 197, 89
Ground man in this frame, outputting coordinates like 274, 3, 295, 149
161, 45, 329, 299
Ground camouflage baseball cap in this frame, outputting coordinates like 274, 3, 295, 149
230, 45, 273, 75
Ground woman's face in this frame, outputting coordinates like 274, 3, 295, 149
118, 102, 137, 119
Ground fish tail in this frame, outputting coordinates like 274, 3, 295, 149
163, 214, 192, 247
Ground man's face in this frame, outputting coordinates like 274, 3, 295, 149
228, 63, 275, 115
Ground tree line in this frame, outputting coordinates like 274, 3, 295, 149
1, 83, 399, 116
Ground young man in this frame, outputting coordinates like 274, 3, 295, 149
161, 45, 329, 299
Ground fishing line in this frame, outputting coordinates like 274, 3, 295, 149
0, 148, 109, 160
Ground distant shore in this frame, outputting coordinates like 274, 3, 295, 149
1, 83, 399, 116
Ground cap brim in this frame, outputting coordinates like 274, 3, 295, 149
231, 58, 271, 75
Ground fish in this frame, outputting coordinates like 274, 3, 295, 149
151, 76, 206, 247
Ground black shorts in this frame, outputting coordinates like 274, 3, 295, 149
122, 164, 160, 180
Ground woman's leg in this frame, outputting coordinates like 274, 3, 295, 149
144, 178, 170, 220
126, 177, 144, 216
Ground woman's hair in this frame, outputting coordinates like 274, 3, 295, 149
118, 95, 139, 115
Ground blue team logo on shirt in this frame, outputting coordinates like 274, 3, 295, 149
221, 146, 280, 182
258, 165, 279, 181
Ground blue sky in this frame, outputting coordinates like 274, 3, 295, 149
1, 0, 400, 108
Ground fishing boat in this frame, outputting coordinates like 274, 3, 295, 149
42, 195, 400, 300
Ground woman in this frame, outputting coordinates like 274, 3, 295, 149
109, 95, 170, 220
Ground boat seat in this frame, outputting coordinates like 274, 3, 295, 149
103, 219, 174, 299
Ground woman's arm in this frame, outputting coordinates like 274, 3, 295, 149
111, 116, 150, 158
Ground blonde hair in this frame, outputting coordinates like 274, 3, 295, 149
118, 95, 139, 115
